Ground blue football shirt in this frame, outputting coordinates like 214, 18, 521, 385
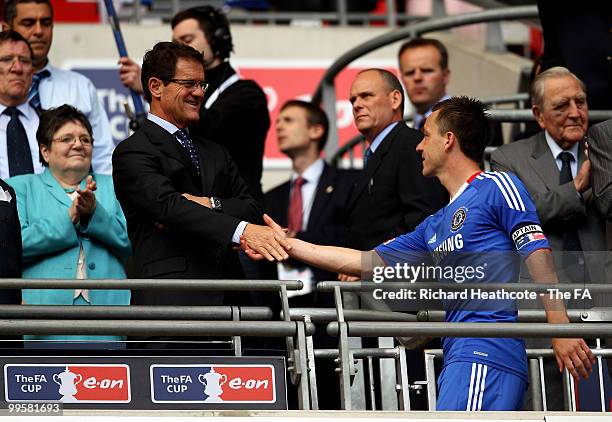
375, 171, 550, 381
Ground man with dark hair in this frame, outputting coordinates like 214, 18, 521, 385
119, 6, 269, 202
244, 96, 595, 411
398, 38, 450, 131
346, 68, 446, 251
264, 100, 356, 292
112, 42, 288, 316
0, 30, 40, 179
2, 0, 114, 173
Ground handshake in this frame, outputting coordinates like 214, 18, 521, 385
239, 214, 294, 262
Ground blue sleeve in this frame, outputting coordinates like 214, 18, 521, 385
374, 218, 431, 267
487, 172, 550, 258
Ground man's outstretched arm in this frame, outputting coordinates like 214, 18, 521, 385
525, 249, 596, 381
242, 214, 377, 276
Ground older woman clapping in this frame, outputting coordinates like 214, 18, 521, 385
7, 105, 130, 346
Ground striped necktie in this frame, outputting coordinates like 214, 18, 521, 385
28, 70, 51, 111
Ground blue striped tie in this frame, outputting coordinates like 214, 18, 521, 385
28, 70, 51, 111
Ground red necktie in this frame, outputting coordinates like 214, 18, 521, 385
287, 177, 306, 233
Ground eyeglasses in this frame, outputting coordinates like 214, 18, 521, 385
52, 135, 93, 147
165, 79, 209, 92
0, 55, 33, 68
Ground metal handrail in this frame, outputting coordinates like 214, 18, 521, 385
0, 320, 315, 337
313, 6, 538, 103
0, 305, 272, 320
286, 307, 416, 323
326, 321, 612, 338
0, 278, 302, 291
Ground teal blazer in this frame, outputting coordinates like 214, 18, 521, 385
7, 169, 131, 306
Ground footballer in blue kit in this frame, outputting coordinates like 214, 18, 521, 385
243, 95, 595, 411
376, 169, 549, 410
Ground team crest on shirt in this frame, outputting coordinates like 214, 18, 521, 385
450, 207, 467, 231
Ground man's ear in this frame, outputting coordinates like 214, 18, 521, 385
1, 21, 10, 32
390, 89, 403, 112
445, 131, 456, 151
532, 105, 546, 130
308, 124, 324, 142
148, 78, 163, 100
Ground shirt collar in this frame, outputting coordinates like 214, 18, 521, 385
148, 113, 182, 135
413, 94, 450, 128
369, 121, 399, 153
292, 158, 324, 185
544, 130, 579, 162
0, 102, 38, 121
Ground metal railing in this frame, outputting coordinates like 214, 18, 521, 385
312, 5, 539, 158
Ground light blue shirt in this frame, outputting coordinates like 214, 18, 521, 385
147, 113, 246, 243
0, 102, 42, 179
545, 130, 579, 178
412, 94, 450, 130
38, 64, 114, 175
369, 121, 399, 153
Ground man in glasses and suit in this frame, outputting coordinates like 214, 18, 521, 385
112, 42, 289, 324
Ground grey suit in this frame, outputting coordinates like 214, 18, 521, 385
491, 130, 611, 410
491, 131, 609, 285
588, 119, 612, 220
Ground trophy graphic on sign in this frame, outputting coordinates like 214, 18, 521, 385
53, 367, 82, 402
198, 368, 227, 402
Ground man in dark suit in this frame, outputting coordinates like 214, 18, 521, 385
118, 6, 268, 203
0, 178, 21, 303
491, 67, 610, 410
263, 99, 356, 409
588, 119, 612, 220
264, 100, 356, 289
346, 68, 447, 251
112, 42, 288, 310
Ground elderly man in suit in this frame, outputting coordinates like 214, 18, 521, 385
491, 66, 609, 409
112, 42, 289, 313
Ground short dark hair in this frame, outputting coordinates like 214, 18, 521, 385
358, 68, 405, 113
141, 41, 204, 103
431, 96, 489, 162
398, 38, 449, 70
281, 100, 329, 152
0, 30, 33, 59
37, 105, 93, 166
171, 6, 233, 60
4, 0, 53, 24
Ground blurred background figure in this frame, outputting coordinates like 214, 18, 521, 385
7, 105, 131, 348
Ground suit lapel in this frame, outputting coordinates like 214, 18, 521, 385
144, 121, 201, 183
347, 123, 400, 210
194, 141, 214, 194
308, 164, 335, 229
41, 168, 73, 208
529, 132, 562, 190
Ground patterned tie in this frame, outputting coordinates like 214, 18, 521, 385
174, 129, 200, 174
363, 147, 373, 166
417, 117, 426, 132
4, 107, 34, 176
287, 177, 306, 233
28, 70, 51, 111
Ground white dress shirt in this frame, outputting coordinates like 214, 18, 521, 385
38, 64, 114, 175
0, 102, 42, 180
278, 158, 325, 297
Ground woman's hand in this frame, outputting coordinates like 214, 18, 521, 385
76, 175, 97, 217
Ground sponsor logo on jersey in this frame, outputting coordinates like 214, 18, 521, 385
150, 365, 275, 403
5, 364, 130, 403
511, 224, 546, 250
432, 233, 464, 264
451, 207, 467, 231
